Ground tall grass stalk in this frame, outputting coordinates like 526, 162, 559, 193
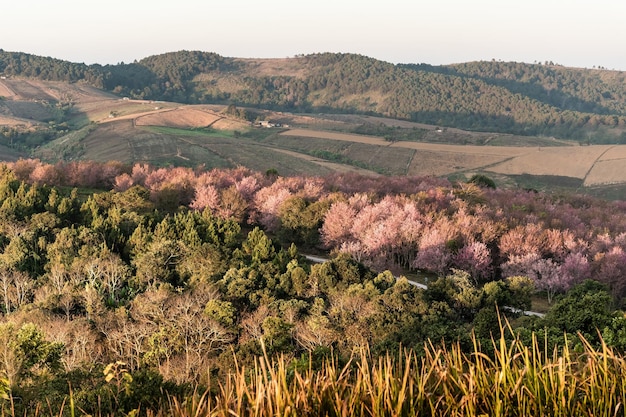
162, 329, 626, 417
6, 326, 626, 416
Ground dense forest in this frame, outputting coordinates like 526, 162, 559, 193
0, 159, 625, 414
2, 50, 626, 142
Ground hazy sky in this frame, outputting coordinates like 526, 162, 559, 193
4, 0, 626, 70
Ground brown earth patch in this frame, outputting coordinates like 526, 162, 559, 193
0, 80, 16, 98
584, 159, 626, 186
80, 121, 135, 162
1, 78, 116, 103
135, 107, 223, 128
0, 115, 34, 127
272, 148, 381, 177
282, 128, 389, 146
486, 146, 610, 179
407, 151, 509, 177
210, 117, 250, 130
2, 101, 55, 122
597, 146, 626, 161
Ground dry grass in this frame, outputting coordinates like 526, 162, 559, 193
272, 148, 381, 176
234, 57, 311, 78
585, 159, 626, 186
598, 145, 626, 160
0, 81, 16, 98
487, 146, 611, 179
0, 79, 115, 103
584, 145, 626, 185
115, 105, 250, 131
281, 128, 626, 185
156, 331, 626, 417
80, 121, 135, 163
135, 108, 223, 128
283, 128, 387, 145
407, 150, 506, 176
0, 115, 33, 128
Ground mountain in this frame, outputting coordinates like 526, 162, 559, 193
1, 50, 626, 143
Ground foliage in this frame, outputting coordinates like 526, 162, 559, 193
468, 173, 496, 189
542, 280, 614, 344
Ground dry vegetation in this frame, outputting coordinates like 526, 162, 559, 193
280, 127, 626, 186
0, 81, 16, 99
135, 107, 223, 128
234, 57, 310, 78
0, 78, 115, 103
272, 148, 381, 176
0, 115, 31, 128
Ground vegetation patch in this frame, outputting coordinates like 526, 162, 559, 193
352, 123, 428, 142
511, 173, 585, 191
143, 125, 236, 138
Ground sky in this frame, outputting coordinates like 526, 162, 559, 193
4, 0, 626, 70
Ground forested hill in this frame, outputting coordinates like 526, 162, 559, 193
2, 49, 626, 142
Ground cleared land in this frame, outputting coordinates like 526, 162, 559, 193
0, 79, 115, 103
0, 115, 33, 127
279, 128, 626, 186
486, 146, 610, 179
68, 122, 333, 176
272, 148, 381, 177
280, 129, 531, 176
135, 107, 223, 128
284, 129, 389, 146
0, 80, 16, 98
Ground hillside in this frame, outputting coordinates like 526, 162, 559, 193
2, 50, 626, 142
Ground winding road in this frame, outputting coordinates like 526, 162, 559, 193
303, 254, 545, 318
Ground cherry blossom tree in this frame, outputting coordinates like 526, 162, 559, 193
452, 241, 493, 284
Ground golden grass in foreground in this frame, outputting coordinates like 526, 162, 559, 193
2, 328, 625, 416
161, 330, 626, 417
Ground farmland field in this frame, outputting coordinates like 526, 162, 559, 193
0, 78, 115, 103
0, 80, 16, 98
279, 128, 626, 188
68, 122, 333, 175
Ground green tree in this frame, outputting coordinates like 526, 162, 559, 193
543, 280, 613, 345
0, 322, 63, 387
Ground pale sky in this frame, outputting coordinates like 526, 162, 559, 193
3, 0, 626, 70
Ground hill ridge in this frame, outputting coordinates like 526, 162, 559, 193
2, 49, 626, 143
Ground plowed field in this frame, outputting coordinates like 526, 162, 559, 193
280, 128, 626, 185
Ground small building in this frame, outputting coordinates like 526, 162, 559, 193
256, 120, 275, 128
254, 120, 286, 128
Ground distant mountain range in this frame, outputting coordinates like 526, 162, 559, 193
1, 49, 626, 143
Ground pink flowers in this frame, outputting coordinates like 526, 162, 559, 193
7, 159, 626, 299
